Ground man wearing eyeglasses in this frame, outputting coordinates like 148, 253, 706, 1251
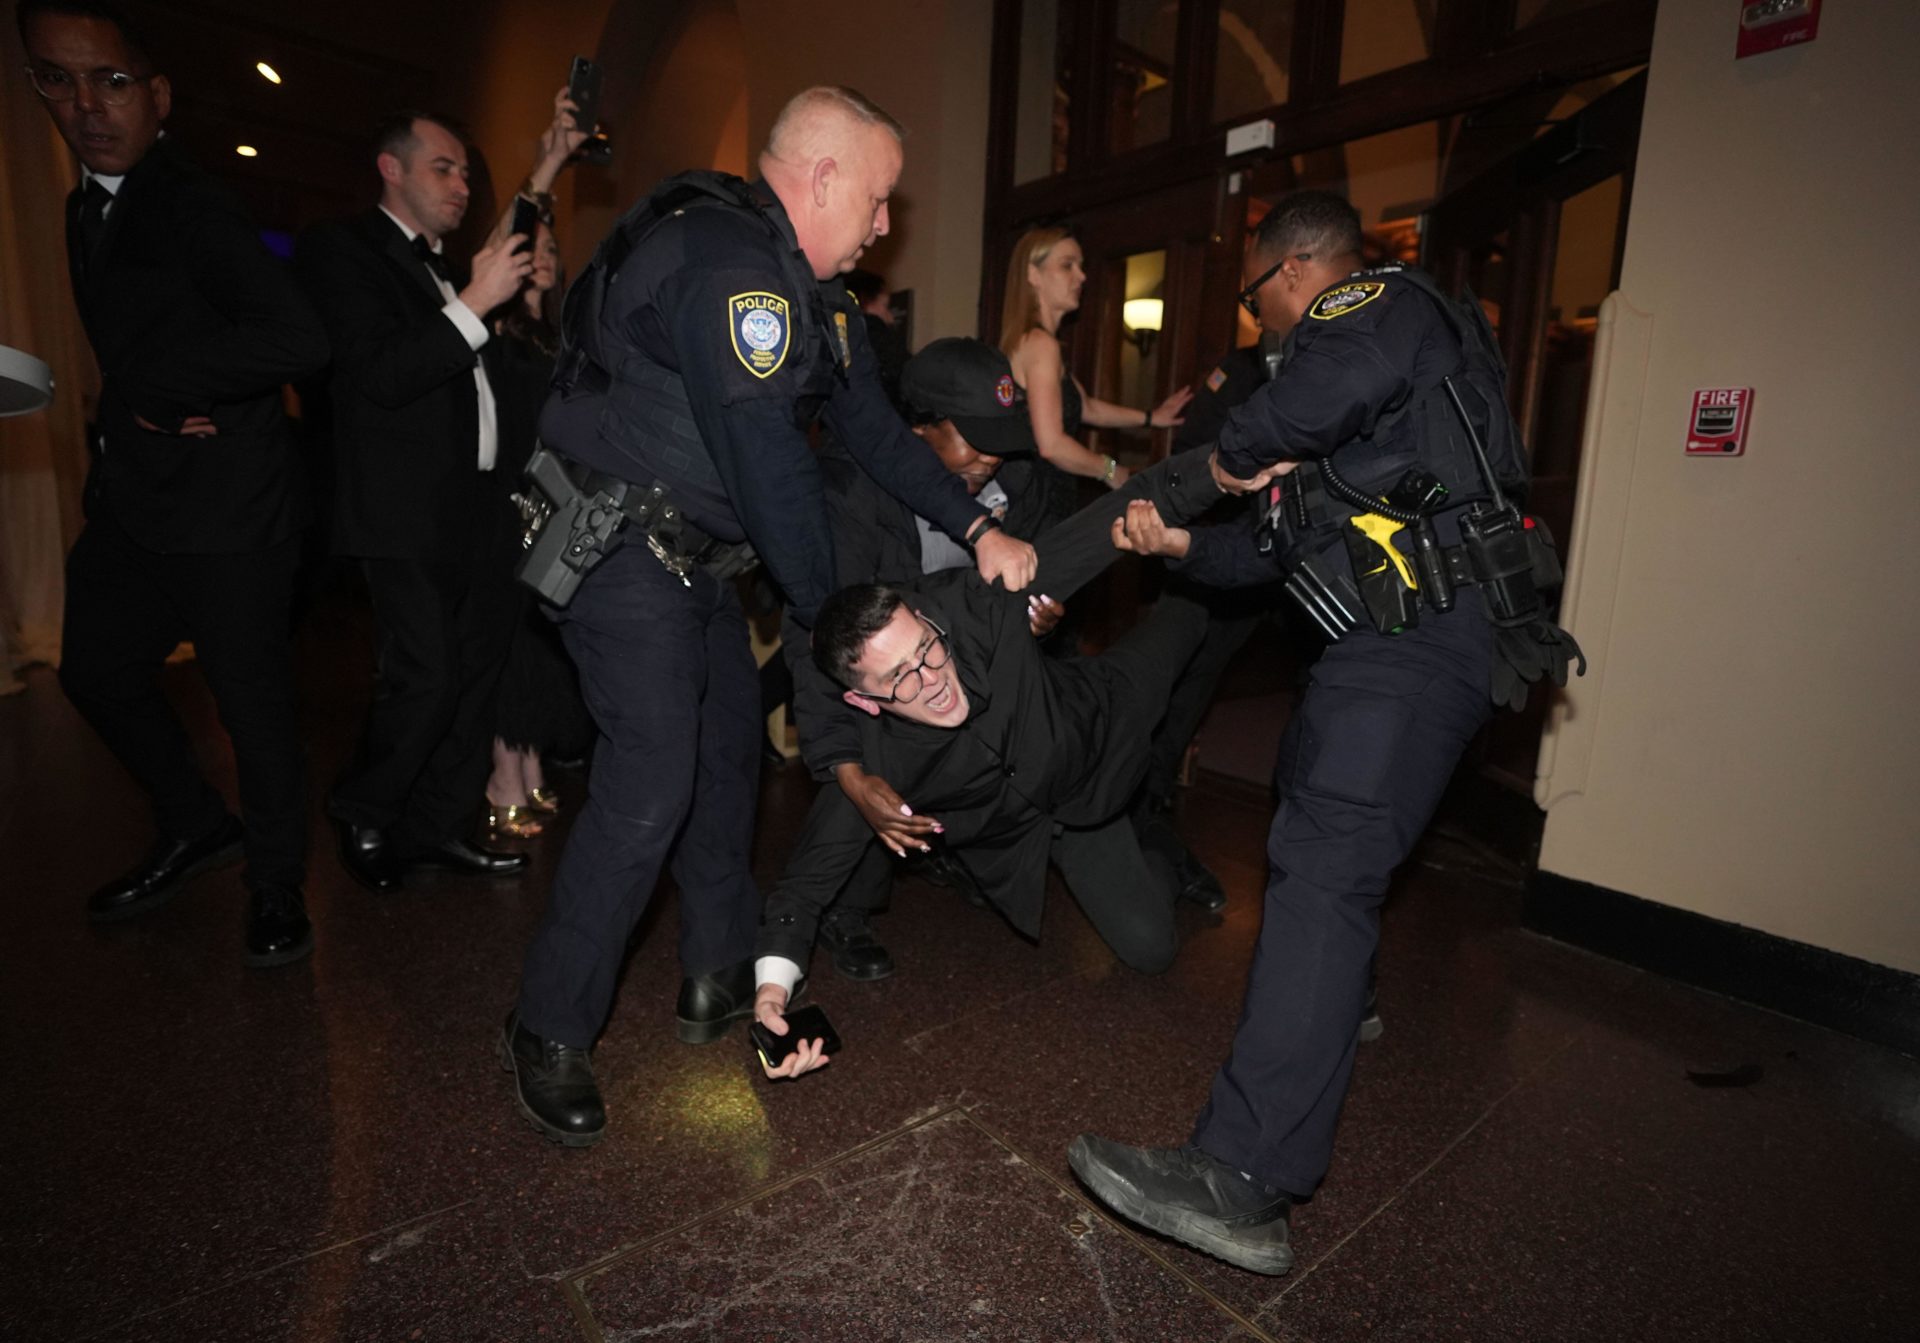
20, 0, 328, 966
749, 444, 1292, 1077
1068, 191, 1574, 1276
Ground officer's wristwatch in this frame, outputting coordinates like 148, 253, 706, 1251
964, 514, 1002, 549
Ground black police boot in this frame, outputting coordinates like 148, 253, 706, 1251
499, 1012, 605, 1147
1067, 1135, 1294, 1276
676, 956, 758, 1045
332, 818, 403, 894
88, 814, 244, 922
243, 884, 313, 968
819, 907, 895, 982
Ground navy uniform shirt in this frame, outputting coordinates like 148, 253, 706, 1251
1213, 269, 1465, 481
557, 181, 986, 622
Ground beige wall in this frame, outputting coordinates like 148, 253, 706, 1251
1536, 0, 1920, 973
737, 0, 994, 344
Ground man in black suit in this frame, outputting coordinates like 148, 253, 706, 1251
21, 0, 328, 966
296, 113, 533, 892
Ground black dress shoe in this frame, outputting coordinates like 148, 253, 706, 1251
914, 847, 989, 909
499, 1012, 605, 1147
676, 956, 758, 1044
819, 908, 895, 982
1068, 1135, 1294, 1275
333, 819, 403, 894
405, 838, 528, 877
88, 814, 244, 922
244, 884, 314, 968
1175, 850, 1228, 912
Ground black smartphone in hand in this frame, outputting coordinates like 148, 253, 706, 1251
749, 1004, 841, 1070
566, 56, 603, 136
509, 196, 539, 253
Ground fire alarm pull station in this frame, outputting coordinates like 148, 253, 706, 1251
1687, 388, 1753, 456
1737, 0, 1821, 59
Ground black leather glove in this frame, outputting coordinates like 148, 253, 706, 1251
1490, 619, 1587, 712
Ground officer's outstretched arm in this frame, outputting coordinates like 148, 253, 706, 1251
1213, 314, 1413, 481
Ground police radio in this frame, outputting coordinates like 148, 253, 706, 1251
1440, 377, 1561, 626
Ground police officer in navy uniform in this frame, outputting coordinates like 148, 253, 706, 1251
1069, 191, 1580, 1274
501, 87, 1037, 1146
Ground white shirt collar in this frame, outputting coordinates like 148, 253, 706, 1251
379, 205, 442, 253
81, 166, 125, 196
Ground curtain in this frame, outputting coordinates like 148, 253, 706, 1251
1, 0, 95, 686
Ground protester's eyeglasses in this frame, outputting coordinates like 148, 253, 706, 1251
1238, 253, 1312, 320
864, 616, 952, 704
25, 63, 151, 106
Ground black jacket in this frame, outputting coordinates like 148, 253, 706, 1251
759, 448, 1227, 962
787, 448, 1050, 780
538, 176, 986, 622
296, 208, 498, 562
65, 137, 328, 553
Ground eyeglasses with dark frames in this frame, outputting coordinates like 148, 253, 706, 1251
1238, 253, 1313, 320
863, 616, 953, 704
25, 62, 152, 106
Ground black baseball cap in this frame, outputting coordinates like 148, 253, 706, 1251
901, 338, 1037, 458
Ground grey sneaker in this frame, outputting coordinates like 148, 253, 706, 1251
1067, 1135, 1294, 1275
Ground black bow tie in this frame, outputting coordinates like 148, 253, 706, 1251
411, 233, 450, 283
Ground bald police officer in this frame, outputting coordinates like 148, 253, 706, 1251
501, 87, 1036, 1146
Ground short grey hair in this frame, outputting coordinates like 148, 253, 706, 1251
765, 85, 905, 163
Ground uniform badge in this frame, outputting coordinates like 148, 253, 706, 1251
728, 292, 791, 378
1206, 366, 1228, 392
833, 310, 852, 369
994, 374, 1016, 407
1308, 280, 1385, 321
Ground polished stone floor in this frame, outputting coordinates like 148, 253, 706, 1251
3, 603, 1917, 1343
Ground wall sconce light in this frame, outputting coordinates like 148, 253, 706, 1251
255, 61, 281, 85
1123, 297, 1163, 355
235, 144, 260, 158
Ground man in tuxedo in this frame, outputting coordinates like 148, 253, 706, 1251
296, 113, 533, 892
21, 0, 328, 966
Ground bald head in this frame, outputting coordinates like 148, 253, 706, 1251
761, 85, 905, 280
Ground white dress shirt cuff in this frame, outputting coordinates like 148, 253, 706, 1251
754, 955, 805, 1000
442, 297, 489, 351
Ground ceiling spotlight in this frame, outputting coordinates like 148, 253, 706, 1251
236, 144, 259, 157
255, 61, 281, 84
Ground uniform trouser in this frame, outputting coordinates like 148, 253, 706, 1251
515, 542, 762, 1049
1192, 591, 1494, 1196
60, 516, 307, 890
331, 548, 518, 852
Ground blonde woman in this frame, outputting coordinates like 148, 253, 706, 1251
1000, 228, 1193, 523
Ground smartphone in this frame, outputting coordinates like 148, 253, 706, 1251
509, 196, 539, 253
566, 56, 603, 137
749, 1004, 842, 1070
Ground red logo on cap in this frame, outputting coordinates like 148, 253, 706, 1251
994, 374, 1015, 408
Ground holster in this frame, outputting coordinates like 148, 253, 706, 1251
512, 446, 757, 606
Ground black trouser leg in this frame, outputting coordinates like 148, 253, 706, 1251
1051, 814, 1179, 974
516, 548, 755, 1048
166, 535, 308, 889
1191, 598, 1493, 1195
59, 521, 228, 845
1144, 588, 1266, 804
332, 559, 462, 831
398, 562, 519, 849
664, 586, 764, 978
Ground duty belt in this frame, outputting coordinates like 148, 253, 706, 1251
572, 463, 757, 584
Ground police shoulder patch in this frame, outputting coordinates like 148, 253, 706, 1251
1308, 280, 1386, 322
728, 291, 791, 378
